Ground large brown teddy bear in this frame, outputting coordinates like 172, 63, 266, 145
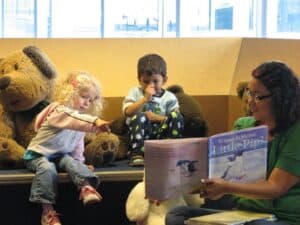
0, 46, 57, 169
167, 84, 208, 137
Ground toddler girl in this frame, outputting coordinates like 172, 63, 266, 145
23, 71, 110, 225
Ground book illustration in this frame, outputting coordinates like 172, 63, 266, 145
184, 209, 276, 225
208, 126, 268, 182
220, 149, 246, 181
176, 160, 199, 177
144, 138, 208, 200
144, 126, 268, 200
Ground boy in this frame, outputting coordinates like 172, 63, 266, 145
123, 53, 184, 166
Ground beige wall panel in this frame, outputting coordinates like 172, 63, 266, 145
229, 38, 300, 128
0, 38, 241, 97
230, 38, 300, 95
228, 96, 244, 129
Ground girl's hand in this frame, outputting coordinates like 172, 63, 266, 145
86, 164, 94, 171
95, 119, 112, 132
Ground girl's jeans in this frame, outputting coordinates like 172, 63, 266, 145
25, 154, 99, 204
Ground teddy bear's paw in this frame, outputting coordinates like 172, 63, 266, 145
0, 142, 11, 159
84, 132, 119, 167
0, 138, 25, 169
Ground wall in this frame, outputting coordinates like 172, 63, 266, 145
0, 38, 241, 97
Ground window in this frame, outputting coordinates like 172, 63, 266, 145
266, 0, 300, 38
180, 0, 256, 37
0, 0, 299, 39
2, 0, 35, 37
163, 0, 176, 37
104, 0, 163, 37
50, 0, 101, 37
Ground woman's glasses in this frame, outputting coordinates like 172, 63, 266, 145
246, 89, 272, 102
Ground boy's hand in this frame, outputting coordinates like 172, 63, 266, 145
144, 84, 156, 101
145, 111, 166, 122
95, 119, 112, 132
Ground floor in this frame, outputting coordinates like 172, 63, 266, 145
0, 181, 138, 225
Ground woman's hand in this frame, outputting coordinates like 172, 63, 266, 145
199, 178, 228, 200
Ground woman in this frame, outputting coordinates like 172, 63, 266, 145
165, 61, 300, 225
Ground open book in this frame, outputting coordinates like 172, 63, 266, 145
184, 209, 276, 225
144, 126, 268, 200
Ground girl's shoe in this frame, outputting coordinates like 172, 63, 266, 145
41, 210, 61, 225
80, 185, 102, 205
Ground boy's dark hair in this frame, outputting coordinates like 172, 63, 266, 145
137, 54, 167, 78
252, 61, 300, 134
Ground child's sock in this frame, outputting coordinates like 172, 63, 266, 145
42, 203, 54, 212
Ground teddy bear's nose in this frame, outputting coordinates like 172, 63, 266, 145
0, 76, 11, 90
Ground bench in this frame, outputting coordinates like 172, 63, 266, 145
0, 159, 144, 185
0, 159, 143, 225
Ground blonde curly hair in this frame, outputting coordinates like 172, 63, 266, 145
53, 71, 104, 116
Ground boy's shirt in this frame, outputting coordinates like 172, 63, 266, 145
122, 87, 179, 123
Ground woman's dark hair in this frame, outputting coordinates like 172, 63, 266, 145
137, 53, 167, 78
252, 61, 300, 134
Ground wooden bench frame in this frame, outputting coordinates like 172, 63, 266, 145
0, 160, 144, 185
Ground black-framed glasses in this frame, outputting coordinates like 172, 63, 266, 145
246, 89, 272, 102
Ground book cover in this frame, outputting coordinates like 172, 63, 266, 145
144, 138, 208, 200
208, 126, 268, 182
184, 209, 276, 225
144, 126, 268, 200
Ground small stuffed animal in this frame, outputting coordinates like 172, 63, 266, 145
84, 132, 120, 166
126, 177, 204, 225
0, 46, 57, 169
236, 81, 251, 116
167, 85, 208, 137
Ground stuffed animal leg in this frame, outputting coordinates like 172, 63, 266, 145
126, 181, 150, 223
126, 180, 204, 225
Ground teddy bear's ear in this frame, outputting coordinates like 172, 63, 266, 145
236, 81, 249, 99
22, 45, 57, 79
167, 84, 184, 94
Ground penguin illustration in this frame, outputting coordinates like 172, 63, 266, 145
220, 149, 246, 181
176, 160, 199, 177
